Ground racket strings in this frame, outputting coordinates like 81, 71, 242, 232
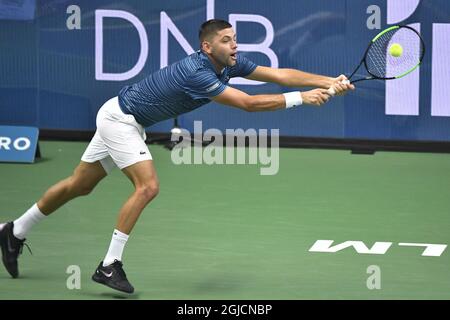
366, 31, 394, 78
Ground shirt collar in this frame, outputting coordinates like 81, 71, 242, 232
198, 50, 224, 75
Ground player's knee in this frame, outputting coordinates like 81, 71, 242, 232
72, 183, 94, 196
77, 184, 95, 196
136, 181, 159, 202
68, 177, 95, 197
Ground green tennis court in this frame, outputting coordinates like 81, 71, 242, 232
1, 141, 450, 299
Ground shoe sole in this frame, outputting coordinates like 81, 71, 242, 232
92, 274, 134, 294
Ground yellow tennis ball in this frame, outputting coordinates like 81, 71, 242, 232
389, 43, 403, 57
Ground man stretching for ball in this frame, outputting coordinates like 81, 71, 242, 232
0, 19, 354, 294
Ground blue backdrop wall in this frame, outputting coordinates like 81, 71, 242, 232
1, 0, 449, 141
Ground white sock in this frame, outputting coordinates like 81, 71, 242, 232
13, 203, 46, 240
103, 229, 129, 266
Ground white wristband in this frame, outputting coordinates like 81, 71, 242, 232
283, 91, 303, 109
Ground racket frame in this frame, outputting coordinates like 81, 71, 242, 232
348, 25, 425, 84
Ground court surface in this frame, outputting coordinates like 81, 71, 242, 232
1, 141, 450, 299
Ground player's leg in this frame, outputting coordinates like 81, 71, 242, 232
116, 160, 159, 234
36, 160, 108, 214
0, 160, 108, 278
1, 99, 116, 279
91, 96, 156, 294
92, 160, 158, 294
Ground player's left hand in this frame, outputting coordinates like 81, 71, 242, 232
331, 75, 355, 96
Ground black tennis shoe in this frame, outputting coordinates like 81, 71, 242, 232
0, 222, 29, 278
92, 260, 135, 294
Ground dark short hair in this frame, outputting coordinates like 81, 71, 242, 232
199, 19, 232, 42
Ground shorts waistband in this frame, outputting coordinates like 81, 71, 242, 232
118, 97, 133, 115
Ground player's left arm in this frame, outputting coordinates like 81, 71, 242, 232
245, 66, 354, 95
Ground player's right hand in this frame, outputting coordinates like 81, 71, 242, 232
301, 89, 331, 106
331, 75, 355, 96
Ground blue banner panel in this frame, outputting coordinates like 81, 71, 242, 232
0, 0, 449, 142
0, 126, 39, 163
0, 0, 36, 20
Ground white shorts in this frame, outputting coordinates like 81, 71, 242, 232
81, 96, 152, 173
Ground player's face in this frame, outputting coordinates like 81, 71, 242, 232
208, 28, 238, 68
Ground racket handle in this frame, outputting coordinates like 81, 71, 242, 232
327, 79, 351, 96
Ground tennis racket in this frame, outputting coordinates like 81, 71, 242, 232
328, 25, 425, 95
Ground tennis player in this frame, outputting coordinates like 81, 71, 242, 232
0, 19, 354, 294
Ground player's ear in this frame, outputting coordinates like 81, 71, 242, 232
201, 40, 212, 54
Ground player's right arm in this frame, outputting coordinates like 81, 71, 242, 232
211, 86, 331, 112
